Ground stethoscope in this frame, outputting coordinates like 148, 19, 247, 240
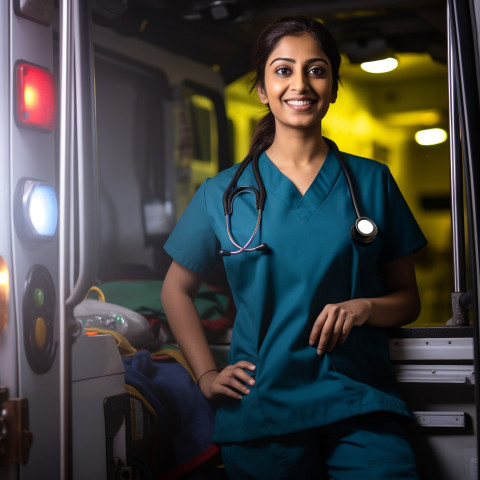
219, 137, 377, 256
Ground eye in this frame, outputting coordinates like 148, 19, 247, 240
308, 66, 326, 77
274, 66, 291, 77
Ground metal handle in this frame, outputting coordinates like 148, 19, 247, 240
413, 411, 467, 428
58, 1, 98, 479
67, 0, 98, 308
447, 0, 469, 326
58, 1, 74, 478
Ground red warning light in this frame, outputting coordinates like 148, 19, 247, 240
16, 61, 56, 131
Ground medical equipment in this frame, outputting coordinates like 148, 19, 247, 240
219, 137, 377, 256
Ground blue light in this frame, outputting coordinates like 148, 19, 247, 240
27, 183, 58, 237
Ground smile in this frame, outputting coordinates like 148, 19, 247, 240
286, 99, 314, 106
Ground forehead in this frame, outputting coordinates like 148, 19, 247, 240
268, 32, 327, 63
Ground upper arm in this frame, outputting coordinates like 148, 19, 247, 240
380, 253, 421, 313
162, 260, 204, 302
380, 254, 419, 294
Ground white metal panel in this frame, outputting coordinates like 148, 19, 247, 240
0, 2, 17, 480
389, 336, 474, 361
9, 8, 60, 480
71, 334, 126, 480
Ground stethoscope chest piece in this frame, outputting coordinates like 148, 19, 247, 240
351, 216, 377, 244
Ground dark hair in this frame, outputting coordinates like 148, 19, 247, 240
249, 16, 341, 158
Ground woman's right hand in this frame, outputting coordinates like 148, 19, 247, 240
198, 361, 256, 400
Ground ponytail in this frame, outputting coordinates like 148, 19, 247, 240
249, 111, 275, 158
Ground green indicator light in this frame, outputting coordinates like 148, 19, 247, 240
33, 288, 45, 307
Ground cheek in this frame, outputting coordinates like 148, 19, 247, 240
264, 83, 287, 104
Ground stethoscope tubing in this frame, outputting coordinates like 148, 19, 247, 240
219, 137, 377, 256
225, 190, 263, 254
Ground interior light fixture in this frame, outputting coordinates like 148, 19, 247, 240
16, 61, 57, 131
15, 179, 58, 240
415, 128, 448, 146
360, 57, 398, 74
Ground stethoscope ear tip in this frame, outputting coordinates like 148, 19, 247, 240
256, 243, 270, 252
218, 249, 231, 257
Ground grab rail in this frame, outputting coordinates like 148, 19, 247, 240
58, 0, 73, 477
58, 1, 98, 478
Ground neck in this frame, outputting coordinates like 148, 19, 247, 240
266, 126, 328, 167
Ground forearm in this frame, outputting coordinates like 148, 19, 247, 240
363, 287, 421, 328
161, 266, 217, 380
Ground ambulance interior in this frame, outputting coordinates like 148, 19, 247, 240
92, 0, 452, 325
17, 0, 475, 478
73, 0, 477, 478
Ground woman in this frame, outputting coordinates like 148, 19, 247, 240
161, 15, 426, 479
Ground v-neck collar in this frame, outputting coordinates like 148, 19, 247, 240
258, 148, 341, 220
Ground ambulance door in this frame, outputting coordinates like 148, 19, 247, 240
0, 1, 60, 479
449, 0, 480, 444
173, 81, 231, 219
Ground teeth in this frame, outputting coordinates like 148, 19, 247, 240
287, 100, 312, 106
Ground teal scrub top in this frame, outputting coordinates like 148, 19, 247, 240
164, 146, 427, 443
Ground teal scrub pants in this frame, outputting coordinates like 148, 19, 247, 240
220, 413, 419, 480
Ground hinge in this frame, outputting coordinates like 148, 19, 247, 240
0, 387, 33, 465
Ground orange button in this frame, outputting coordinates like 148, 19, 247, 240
34, 317, 47, 348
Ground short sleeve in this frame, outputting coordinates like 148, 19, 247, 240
380, 168, 427, 263
163, 180, 220, 274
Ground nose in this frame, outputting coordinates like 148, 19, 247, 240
291, 70, 309, 93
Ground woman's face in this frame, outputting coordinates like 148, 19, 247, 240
257, 32, 336, 134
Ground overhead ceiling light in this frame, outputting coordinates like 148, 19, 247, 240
386, 110, 443, 128
415, 128, 448, 146
361, 57, 398, 74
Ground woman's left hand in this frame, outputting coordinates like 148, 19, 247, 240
309, 298, 372, 355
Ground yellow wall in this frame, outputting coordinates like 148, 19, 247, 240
225, 55, 452, 326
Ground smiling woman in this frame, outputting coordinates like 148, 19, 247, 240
161, 15, 425, 480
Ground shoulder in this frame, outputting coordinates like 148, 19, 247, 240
212, 163, 242, 185
340, 151, 392, 186
202, 161, 247, 196
341, 151, 389, 174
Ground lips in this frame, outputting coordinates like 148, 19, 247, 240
286, 99, 314, 106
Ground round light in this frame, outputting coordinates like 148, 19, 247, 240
360, 57, 398, 74
34, 288, 45, 307
28, 184, 58, 236
415, 128, 448, 146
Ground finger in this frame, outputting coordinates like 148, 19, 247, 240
215, 384, 244, 400
223, 363, 256, 387
317, 321, 332, 355
233, 361, 256, 372
221, 364, 256, 388
309, 308, 328, 345
327, 312, 345, 352
339, 320, 354, 345
213, 370, 254, 398
317, 316, 336, 355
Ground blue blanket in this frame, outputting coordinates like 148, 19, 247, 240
122, 351, 218, 478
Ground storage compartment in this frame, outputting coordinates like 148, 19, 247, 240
389, 327, 477, 480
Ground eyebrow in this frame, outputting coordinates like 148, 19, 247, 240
269, 57, 329, 66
